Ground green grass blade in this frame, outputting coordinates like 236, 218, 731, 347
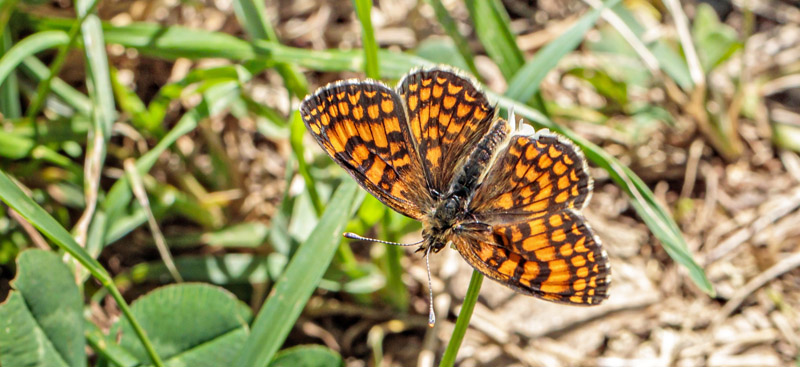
464, 0, 523, 80
440, 270, 484, 367
289, 111, 323, 215
1, 29, 21, 118
493, 95, 714, 294
353, 0, 379, 79
234, 180, 362, 367
423, 0, 481, 79
0, 170, 165, 366
0, 30, 68, 86
76, 0, 114, 138
505, 0, 620, 101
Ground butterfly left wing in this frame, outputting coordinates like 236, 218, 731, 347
300, 80, 432, 219
453, 130, 609, 305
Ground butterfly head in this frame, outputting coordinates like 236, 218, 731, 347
420, 194, 468, 254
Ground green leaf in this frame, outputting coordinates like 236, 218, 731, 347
414, 38, 471, 72
269, 345, 344, 367
0, 249, 86, 367
232, 0, 309, 98
0, 169, 164, 365
112, 283, 252, 366
234, 180, 362, 367
1, 28, 22, 118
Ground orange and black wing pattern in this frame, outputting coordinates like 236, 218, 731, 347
455, 210, 609, 304
457, 131, 609, 305
300, 80, 431, 219
397, 68, 496, 193
469, 132, 593, 223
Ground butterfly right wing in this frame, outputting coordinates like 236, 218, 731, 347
300, 80, 432, 219
453, 130, 609, 305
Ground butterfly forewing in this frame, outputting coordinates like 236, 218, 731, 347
300, 80, 432, 219
470, 133, 593, 224
397, 69, 496, 194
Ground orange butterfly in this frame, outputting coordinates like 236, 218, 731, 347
300, 67, 610, 325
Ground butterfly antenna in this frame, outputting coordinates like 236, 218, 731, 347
425, 245, 436, 327
343, 232, 424, 247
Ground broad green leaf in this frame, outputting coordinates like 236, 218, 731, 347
0, 250, 86, 367
234, 180, 362, 367
269, 345, 343, 367
0, 170, 163, 365
112, 283, 252, 365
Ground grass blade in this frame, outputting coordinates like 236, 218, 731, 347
353, 0, 380, 79
464, 0, 523, 80
0, 28, 21, 118
0, 30, 68, 86
440, 270, 483, 367
20, 56, 92, 115
233, 180, 363, 367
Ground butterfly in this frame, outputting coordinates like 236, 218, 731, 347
299, 67, 610, 325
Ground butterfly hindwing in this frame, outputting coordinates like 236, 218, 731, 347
300, 80, 432, 219
397, 68, 496, 194
454, 209, 609, 305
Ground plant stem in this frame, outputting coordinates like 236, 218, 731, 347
440, 270, 483, 367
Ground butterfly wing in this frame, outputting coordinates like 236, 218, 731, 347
455, 131, 609, 305
397, 68, 496, 194
300, 80, 432, 219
